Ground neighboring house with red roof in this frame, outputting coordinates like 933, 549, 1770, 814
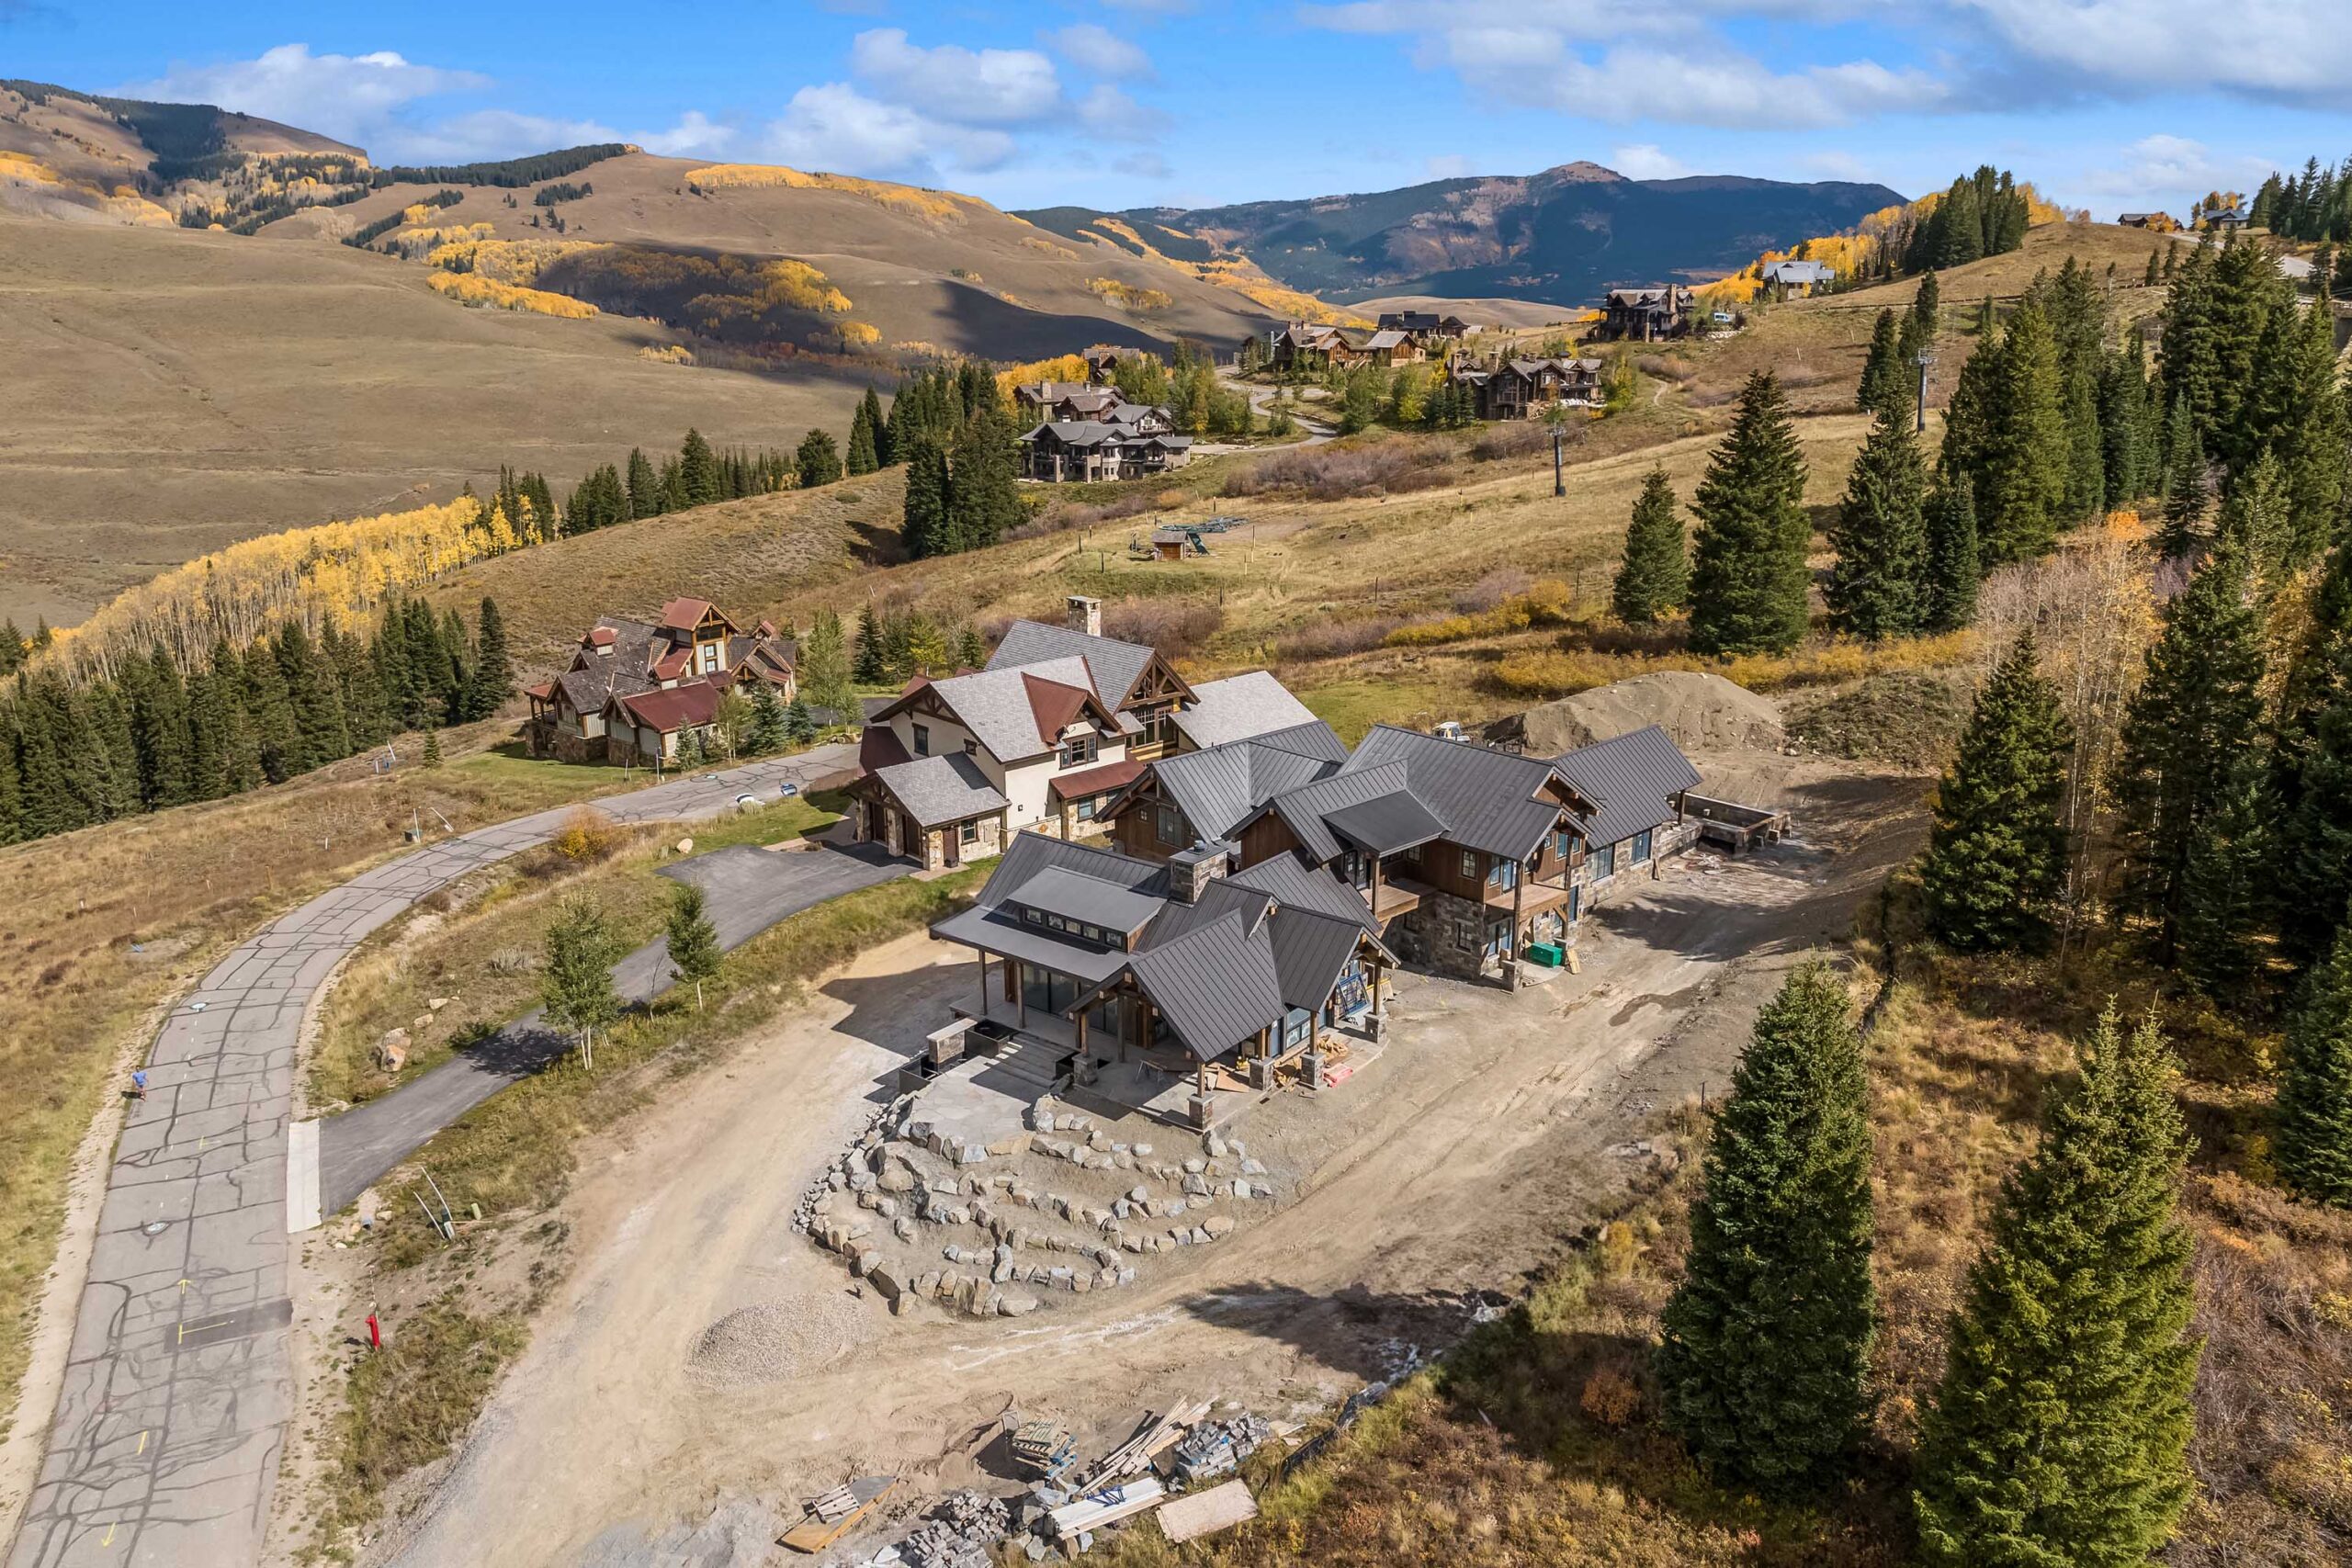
522, 597, 797, 763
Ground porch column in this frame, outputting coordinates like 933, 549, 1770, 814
1074, 1006, 1095, 1084
1369, 853, 1384, 925
977, 952, 989, 1020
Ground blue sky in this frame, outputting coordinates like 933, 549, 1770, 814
5, 1, 2348, 216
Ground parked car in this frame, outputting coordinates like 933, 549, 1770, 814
777, 781, 802, 799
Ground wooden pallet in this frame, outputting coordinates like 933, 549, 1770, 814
778, 1474, 897, 1553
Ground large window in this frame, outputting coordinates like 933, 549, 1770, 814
912, 723, 931, 756
1488, 857, 1519, 891
1283, 1008, 1314, 1050
1020, 964, 1085, 1016
1157, 805, 1185, 846
1633, 828, 1654, 863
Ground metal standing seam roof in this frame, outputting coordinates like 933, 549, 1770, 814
1341, 725, 1590, 861
1553, 725, 1702, 850
872, 752, 1009, 829
1263, 761, 1419, 864
1322, 791, 1450, 856
1125, 912, 1286, 1063
1138, 877, 1276, 951
1143, 739, 1338, 844
1169, 671, 1323, 750
1010, 866, 1167, 933
1265, 905, 1379, 1014
1226, 852, 1380, 932
930, 905, 1136, 986
971, 830, 1169, 912
988, 621, 1160, 707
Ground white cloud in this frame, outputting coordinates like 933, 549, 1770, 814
754, 82, 1016, 176
115, 43, 487, 148
1075, 83, 1170, 140
1114, 151, 1173, 180
849, 27, 1063, 126
1423, 152, 1476, 179
1050, 23, 1155, 80
1608, 142, 1689, 180
1956, 0, 2352, 106
2072, 133, 2274, 211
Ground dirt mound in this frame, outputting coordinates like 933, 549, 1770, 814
687, 1294, 862, 1388
1505, 671, 1783, 757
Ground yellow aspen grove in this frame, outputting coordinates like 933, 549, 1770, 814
427, 272, 598, 318
41, 500, 525, 683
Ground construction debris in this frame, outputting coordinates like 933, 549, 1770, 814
1155, 1479, 1258, 1544
1046, 1477, 1165, 1540
886, 1490, 1012, 1568
778, 1474, 897, 1553
1167, 1413, 1272, 1485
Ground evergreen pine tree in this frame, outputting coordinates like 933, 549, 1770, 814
542, 897, 622, 1067
747, 682, 787, 753
2281, 635, 2352, 965
185, 649, 236, 801
0, 619, 23, 674
2062, 356, 2108, 525
1611, 468, 1689, 624
1857, 309, 1905, 417
1688, 371, 1812, 657
1913, 267, 1940, 336
786, 694, 817, 744
956, 623, 987, 671
664, 881, 722, 1011
464, 597, 513, 722
625, 447, 658, 519
421, 726, 442, 767
2278, 918, 2352, 1207
1826, 394, 1929, 641
1976, 302, 2069, 563
1912, 1010, 2198, 1567
1655, 962, 1876, 1493
1921, 483, 1982, 635
862, 386, 893, 466
242, 637, 300, 783
679, 428, 720, 508
2214, 451, 2295, 594
948, 409, 1021, 550
797, 428, 842, 489
131, 647, 193, 809
845, 397, 880, 476
1921, 634, 2073, 950
2177, 753, 2276, 1004
2115, 544, 2265, 960
853, 604, 886, 685
2264, 292, 2350, 564
277, 622, 349, 774
901, 435, 954, 558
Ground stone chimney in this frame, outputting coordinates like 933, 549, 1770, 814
1167, 840, 1232, 904
1068, 594, 1102, 637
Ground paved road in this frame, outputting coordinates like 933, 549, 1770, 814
5, 745, 856, 1568
311, 835, 908, 1218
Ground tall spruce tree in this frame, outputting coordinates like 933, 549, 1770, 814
2278, 918, 2352, 1207
1921, 634, 2073, 951
845, 396, 880, 476
863, 385, 894, 467
1688, 370, 1812, 657
1922, 483, 1981, 634
1976, 302, 2069, 562
1912, 1010, 2198, 1568
2177, 753, 2276, 1004
664, 881, 722, 1011
2114, 545, 2265, 961
948, 409, 1022, 551
1826, 393, 1929, 641
678, 427, 720, 508
1655, 962, 1875, 1493
464, 597, 512, 722
796, 428, 842, 489
853, 603, 886, 685
900, 434, 954, 558
1858, 308, 1905, 417
1611, 468, 1689, 624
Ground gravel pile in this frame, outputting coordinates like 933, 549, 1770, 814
686, 1293, 862, 1388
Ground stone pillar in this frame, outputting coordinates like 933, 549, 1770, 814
1300, 1050, 1325, 1093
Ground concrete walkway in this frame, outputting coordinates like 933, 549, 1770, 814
311, 833, 908, 1219
5, 745, 854, 1568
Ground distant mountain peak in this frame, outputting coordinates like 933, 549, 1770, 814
1533, 161, 1623, 185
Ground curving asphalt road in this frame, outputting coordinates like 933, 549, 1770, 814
5, 745, 854, 1568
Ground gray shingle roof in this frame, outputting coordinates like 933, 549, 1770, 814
988, 620, 1158, 707
1342, 725, 1586, 861
912, 655, 1101, 762
871, 753, 1009, 829
1227, 852, 1379, 932
1171, 671, 1321, 749
1126, 912, 1285, 1062
1010, 866, 1165, 933
1553, 725, 1701, 851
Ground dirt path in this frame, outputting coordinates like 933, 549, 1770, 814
361, 755, 1924, 1568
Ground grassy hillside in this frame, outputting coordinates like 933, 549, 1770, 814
1023, 164, 1907, 308
274, 152, 1280, 361
0, 212, 873, 626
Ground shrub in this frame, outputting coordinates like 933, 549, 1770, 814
1221, 439, 1453, 501
1453, 568, 1534, 614
550, 807, 623, 863
1580, 1364, 1642, 1428
1101, 599, 1223, 658
1469, 423, 1555, 462
1275, 616, 1404, 663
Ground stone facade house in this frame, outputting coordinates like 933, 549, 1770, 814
1448, 355, 1604, 420
1018, 401, 1193, 482
1600, 285, 1695, 341
929, 829, 1396, 1125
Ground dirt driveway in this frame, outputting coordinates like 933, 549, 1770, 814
357, 754, 1925, 1568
